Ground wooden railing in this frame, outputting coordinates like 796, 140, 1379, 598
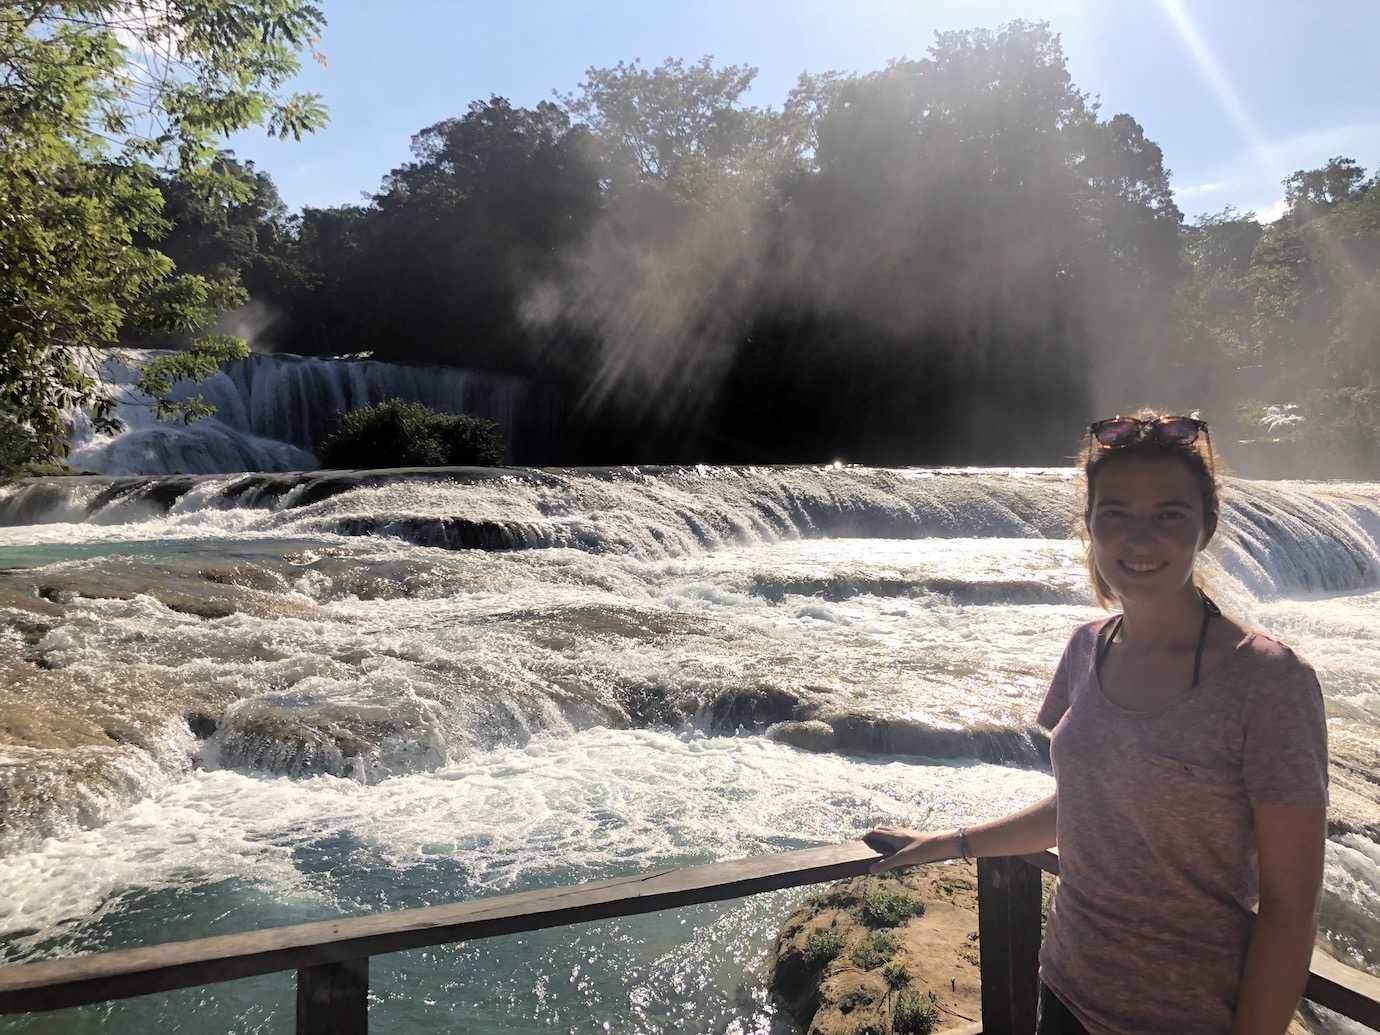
1, 844, 1376, 1033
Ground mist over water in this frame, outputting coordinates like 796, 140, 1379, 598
0, 465, 1377, 1033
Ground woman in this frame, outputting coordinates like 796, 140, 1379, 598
864, 414, 1329, 1035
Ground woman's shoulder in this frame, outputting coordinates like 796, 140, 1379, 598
1232, 624, 1312, 664
1218, 622, 1320, 692
1066, 615, 1118, 650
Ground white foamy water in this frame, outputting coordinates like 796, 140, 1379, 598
0, 730, 1050, 1033
1, 466, 1377, 1033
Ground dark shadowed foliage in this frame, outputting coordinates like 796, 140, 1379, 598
145, 21, 1378, 475
318, 399, 504, 469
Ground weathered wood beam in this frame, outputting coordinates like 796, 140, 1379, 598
297, 957, 367, 1035
1017, 849, 1059, 876
3, 842, 1377, 1035
1305, 946, 1380, 1030
977, 855, 1042, 1035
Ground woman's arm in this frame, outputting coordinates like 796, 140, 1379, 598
1229, 804, 1327, 1035
864, 792, 1057, 874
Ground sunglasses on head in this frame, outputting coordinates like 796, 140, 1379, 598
1088, 415, 1208, 448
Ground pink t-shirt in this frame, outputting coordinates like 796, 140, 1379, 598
1037, 617, 1329, 1035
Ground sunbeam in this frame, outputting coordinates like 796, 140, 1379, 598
1158, 0, 1283, 185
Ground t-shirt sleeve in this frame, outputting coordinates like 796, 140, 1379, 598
1037, 635, 1077, 730
1242, 654, 1329, 808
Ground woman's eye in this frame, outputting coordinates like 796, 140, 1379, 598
1158, 511, 1186, 521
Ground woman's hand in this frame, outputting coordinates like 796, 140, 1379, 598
862, 826, 954, 874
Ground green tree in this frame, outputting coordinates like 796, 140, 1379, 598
1180, 206, 1265, 401
121, 156, 309, 353
0, 1, 326, 465
318, 399, 504, 469
1249, 161, 1379, 467
152, 158, 303, 297
1283, 156, 1366, 212
297, 97, 601, 370
725, 22, 1183, 462
1179, 160, 1380, 472
560, 55, 790, 205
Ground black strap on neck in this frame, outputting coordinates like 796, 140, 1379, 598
1191, 591, 1221, 688
1097, 590, 1220, 688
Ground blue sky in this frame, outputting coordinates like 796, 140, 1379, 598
229, 0, 1379, 222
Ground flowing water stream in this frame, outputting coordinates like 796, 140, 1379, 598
0, 466, 1377, 1033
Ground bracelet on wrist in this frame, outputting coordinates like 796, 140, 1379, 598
956, 826, 970, 861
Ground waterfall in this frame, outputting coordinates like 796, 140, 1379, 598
5, 465, 1378, 598
66, 350, 553, 475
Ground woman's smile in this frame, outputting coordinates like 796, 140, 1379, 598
1117, 558, 1168, 576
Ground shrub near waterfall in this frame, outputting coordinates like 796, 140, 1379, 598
318, 400, 504, 469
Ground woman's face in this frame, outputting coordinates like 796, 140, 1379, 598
1087, 456, 1215, 604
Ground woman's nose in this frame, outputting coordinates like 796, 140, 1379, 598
1124, 516, 1158, 542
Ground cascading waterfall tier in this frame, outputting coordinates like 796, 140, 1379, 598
2, 467, 1378, 843
4, 465, 1379, 597
65, 350, 556, 475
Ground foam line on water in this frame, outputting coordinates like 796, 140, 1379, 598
0, 728, 1053, 950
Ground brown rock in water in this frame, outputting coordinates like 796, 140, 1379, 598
768, 720, 837, 753
0, 560, 326, 848
773, 863, 984, 1034
772, 863, 1319, 1034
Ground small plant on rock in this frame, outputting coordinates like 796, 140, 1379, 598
881, 959, 912, 992
891, 989, 942, 1034
861, 886, 925, 927
803, 927, 847, 970
851, 929, 900, 969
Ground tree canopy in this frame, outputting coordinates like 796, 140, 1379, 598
9, 16, 1378, 475
0, 1, 325, 463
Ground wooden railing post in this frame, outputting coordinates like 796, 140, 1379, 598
296, 957, 367, 1035
978, 855, 1042, 1035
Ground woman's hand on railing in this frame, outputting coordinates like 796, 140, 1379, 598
863, 794, 1058, 875
862, 826, 957, 874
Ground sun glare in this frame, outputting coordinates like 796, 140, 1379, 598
1158, 0, 1282, 186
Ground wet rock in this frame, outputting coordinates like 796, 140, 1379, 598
704, 684, 818, 732
185, 713, 219, 740
772, 864, 985, 1034
767, 719, 837, 753
204, 696, 449, 783
615, 681, 694, 728
85, 475, 203, 517
3, 566, 320, 622
825, 713, 1040, 765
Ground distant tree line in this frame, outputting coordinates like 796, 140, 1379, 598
7, 11, 1377, 474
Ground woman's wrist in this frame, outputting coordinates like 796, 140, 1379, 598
866, 826, 967, 872
916, 829, 966, 861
